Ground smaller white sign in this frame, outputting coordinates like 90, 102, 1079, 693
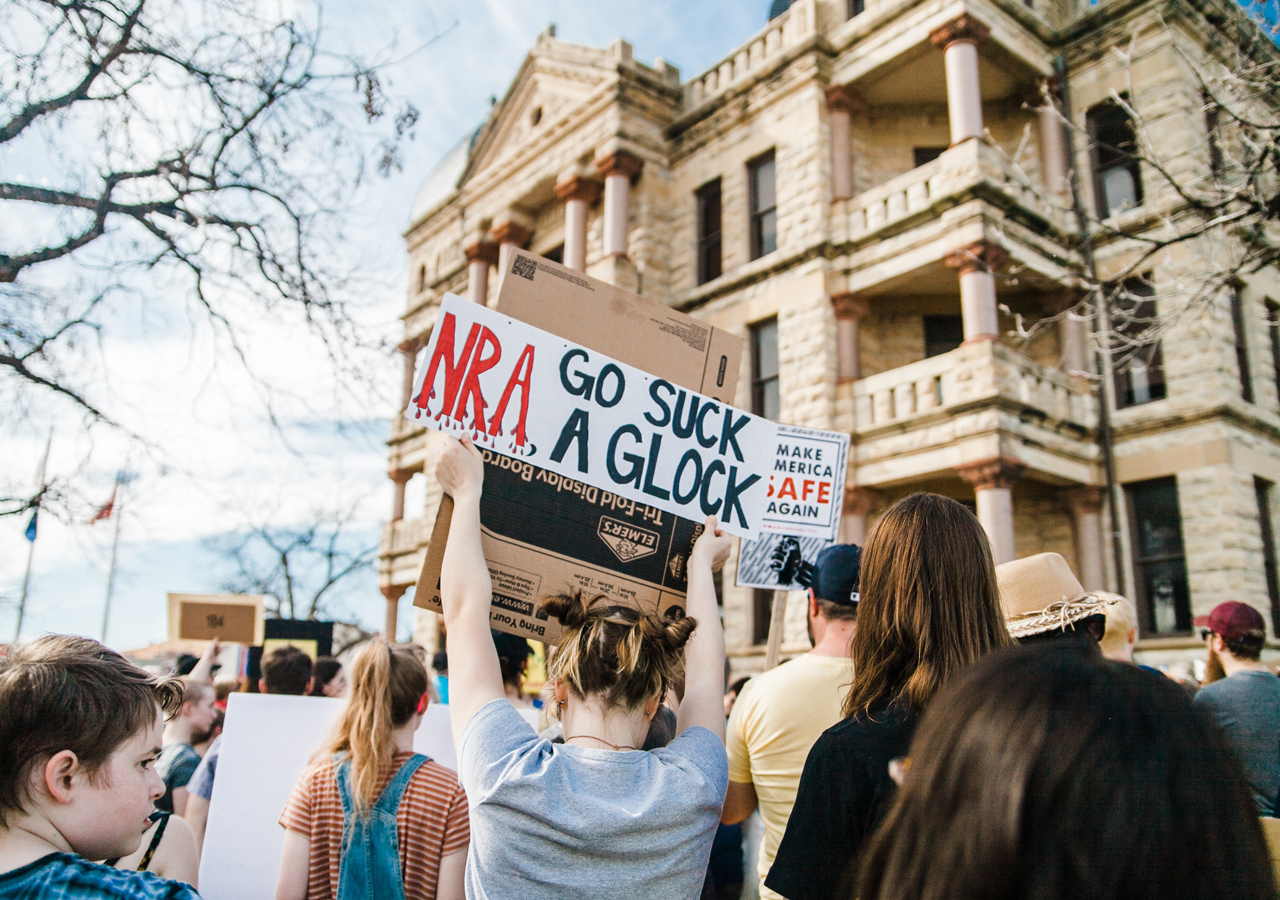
759, 424, 850, 540
736, 533, 834, 591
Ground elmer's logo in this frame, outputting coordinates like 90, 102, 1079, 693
597, 516, 659, 563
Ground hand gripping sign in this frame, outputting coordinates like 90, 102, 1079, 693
407, 294, 776, 538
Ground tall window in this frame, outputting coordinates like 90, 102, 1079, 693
847, 0, 865, 16
1204, 94, 1223, 176
418, 264, 427, 292
749, 151, 777, 260
1256, 478, 1280, 637
1087, 97, 1144, 217
1112, 277, 1166, 408
1127, 477, 1191, 635
924, 315, 965, 358
1230, 285, 1254, 403
751, 318, 780, 421
1268, 300, 1280, 407
753, 589, 774, 645
696, 179, 723, 285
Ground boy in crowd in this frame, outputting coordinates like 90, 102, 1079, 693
156, 678, 217, 816
0, 635, 198, 899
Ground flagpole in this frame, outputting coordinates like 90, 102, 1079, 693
100, 476, 125, 643
14, 430, 53, 644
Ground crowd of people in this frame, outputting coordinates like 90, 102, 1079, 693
0, 430, 1276, 899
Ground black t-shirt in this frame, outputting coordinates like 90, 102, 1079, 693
765, 702, 918, 900
154, 742, 200, 813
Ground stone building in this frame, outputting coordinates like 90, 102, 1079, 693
381, 0, 1280, 671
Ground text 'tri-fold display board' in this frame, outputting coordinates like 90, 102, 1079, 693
168, 592, 266, 645
412, 252, 751, 641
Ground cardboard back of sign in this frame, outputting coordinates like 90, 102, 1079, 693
496, 249, 742, 404
168, 593, 265, 644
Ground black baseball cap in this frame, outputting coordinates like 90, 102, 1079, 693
811, 544, 862, 606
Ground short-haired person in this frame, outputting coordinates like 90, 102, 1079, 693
156, 677, 218, 815
723, 544, 861, 900
856, 647, 1275, 900
306, 657, 346, 698
0, 635, 197, 899
767, 493, 1012, 900
1099, 591, 1138, 661
435, 435, 732, 900
1193, 601, 1280, 815
276, 640, 469, 900
184, 645, 315, 850
996, 552, 1113, 647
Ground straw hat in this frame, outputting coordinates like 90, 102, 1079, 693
996, 552, 1117, 640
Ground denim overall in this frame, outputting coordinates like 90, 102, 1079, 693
335, 753, 429, 900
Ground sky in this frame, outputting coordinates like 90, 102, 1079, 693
0, 0, 767, 652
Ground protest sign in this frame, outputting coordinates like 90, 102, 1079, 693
405, 293, 775, 538
760, 424, 850, 538
495, 249, 742, 404
168, 592, 264, 645
415, 454, 706, 643
198, 693, 537, 900
736, 533, 833, 591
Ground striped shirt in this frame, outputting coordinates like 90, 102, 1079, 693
279, 751, 469, 900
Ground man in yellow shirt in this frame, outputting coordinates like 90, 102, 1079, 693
723, 545, 860, 900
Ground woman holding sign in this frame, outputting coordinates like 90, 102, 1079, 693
435, 434, 732, 900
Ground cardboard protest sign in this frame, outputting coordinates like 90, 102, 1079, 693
168, 593, 264, 645
405, 293, 775, 538
495, 249, 742, 404
760, 424, 850, 538
415, 453, 707, 643
199, 694, 538, 900
736, 533, 833, 591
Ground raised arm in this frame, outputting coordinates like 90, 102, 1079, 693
435, 435, 505, 748
677, 516, 734, 740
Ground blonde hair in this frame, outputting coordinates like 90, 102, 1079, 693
542, 591, 695, 718
321, 641, 427, 817
1099, 591, 1137, 657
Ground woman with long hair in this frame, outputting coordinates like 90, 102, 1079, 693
857, 647, 1275, 900
767, 492, 1012, 900
275, 641, 469, 900
435, 435, 733, 900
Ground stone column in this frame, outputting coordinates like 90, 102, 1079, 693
464, 239, 498, 305
492, 216, 533, 284
831, 292, 870, 383
944, 240, 1008, 342
958, 456, 1026, 565
1038, 79, 1069, 196
1061, 486, 1105, 591
841, 487, 880, 546
929, 14, 990, 146
390, 469, 410, 522
398, 337, 419, 410
554, 174, 602, 271
382, 584, 407, 643
826, 84, 863, 202
595, 150, 645, 258
1048, 290, 1089, 377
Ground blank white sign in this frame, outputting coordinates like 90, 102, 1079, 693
199, 693, 538, 900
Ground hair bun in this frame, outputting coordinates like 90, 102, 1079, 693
540, 591, 590, 629
639, 611, 696, 652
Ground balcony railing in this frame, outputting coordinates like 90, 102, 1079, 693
379, 517, 433, 559
831, 140, 1074, 245
681, 0, 817, 111
835, 340, 1096, 435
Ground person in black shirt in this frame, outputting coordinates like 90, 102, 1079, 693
766, 493, 1012, 900
856, 648, 1274, 900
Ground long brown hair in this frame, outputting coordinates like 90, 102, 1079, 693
843, 492, 1010, 718
543, 591, 695, 716
857, 648, 1275, 900
322, 641, 427, 817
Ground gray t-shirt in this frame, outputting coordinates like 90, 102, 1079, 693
459, 698, 728, 900
1194, 669, 1280, 814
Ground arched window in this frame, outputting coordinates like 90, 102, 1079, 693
1087, 97, 1144, 217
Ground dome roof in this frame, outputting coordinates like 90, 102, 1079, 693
408, 125, 482, 227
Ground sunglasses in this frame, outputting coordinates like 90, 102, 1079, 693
1200, 629, 1216, 641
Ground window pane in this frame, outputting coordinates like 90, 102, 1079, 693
1102, 166, 1139, 215
698, 180, 722, 238
759, 209, 777, 256
1128, 477, 1191, 636
1142, 559, 1190, 633
762, 378, 780, 421
755, 320, 779, 379
924, 315, 965, 358
753, 156, 776, 213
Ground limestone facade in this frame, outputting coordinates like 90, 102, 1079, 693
382, 0, 1280, 669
